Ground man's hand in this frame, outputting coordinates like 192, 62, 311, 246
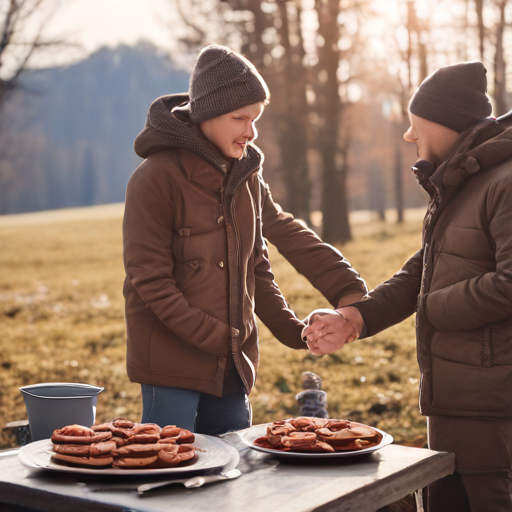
302, 307, 364, 355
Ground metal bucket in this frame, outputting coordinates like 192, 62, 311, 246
20, 382, 104, 442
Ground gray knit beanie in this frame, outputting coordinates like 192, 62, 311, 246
409, 61, 492, 133
188, 44, 270, 124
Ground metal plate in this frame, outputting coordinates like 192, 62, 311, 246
19, 434, 239, 476
240, 423, 393, 458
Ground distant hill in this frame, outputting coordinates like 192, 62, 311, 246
0, 43, 189, 214
0, 42, 427, 217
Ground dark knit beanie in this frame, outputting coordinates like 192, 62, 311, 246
188, 44, 270, 124
409, 61, 492, 133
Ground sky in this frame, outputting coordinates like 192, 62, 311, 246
33, 0, 459, 70
23, 0, 428, 70
27, 0, 177, 69
12, 0, 509, 80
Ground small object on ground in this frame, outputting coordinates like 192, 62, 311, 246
4, 420, 31, 446
295, 371, 328, 418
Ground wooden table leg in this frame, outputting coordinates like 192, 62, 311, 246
414, 489, 425, 512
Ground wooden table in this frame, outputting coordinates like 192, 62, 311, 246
0, 431, 454, 512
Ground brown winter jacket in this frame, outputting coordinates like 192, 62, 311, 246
123, 94, 366, 397
353, 113, 512, 418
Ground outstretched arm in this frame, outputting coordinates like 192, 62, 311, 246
254, 242, 306, 350
352, 249, 423, 336
261, 183, 367, 306
254, 197, 306, 350
303, 250, 423, 354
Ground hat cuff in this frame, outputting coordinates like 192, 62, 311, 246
189, 82, 268, 124
410, 99, 489, 133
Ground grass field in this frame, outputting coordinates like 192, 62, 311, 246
0, 205, 427, 449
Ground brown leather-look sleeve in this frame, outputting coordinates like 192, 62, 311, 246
253, 177, 306, 350
261, 183, 367, 306
123, 156, 230, 357
254, 239, 306, 350
352, 249, 423, 337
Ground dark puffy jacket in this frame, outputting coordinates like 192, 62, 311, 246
354, 114, 512, 417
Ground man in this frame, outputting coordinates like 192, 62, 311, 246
303, 61, 512, 512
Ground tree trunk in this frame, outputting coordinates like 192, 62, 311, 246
394, 138, 404, 224
462, 0, 470, 61
406, 0, 415, 90
474, 0, 485, 60
242, 0, 271, 68
368, 162, 386, 221
336, 138, 352, 234
293, 3, 312, 222
418, 40, 428, 84
315, 0, 351, 243
493, 0, 508, 116
276, 1, 311, 222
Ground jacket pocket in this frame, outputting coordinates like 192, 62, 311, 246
174, 260, 229, 324
182, 260, 199, 269
149, 318, 227, 377
174, 260, 202, 293
431, 354, 512, 413
486, 317, 512, 365
126, 307, 156, 371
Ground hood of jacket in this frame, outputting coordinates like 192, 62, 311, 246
134, 93, 264, 177
425, 115, 512, 200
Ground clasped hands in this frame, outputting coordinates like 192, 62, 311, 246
301, 307, 364, 356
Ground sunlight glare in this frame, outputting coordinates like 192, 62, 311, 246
347, 83, 362, 103
370, 0, 398, 17
415, 0, 431, 19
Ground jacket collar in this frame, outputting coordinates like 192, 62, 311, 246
428, 117, 512, 200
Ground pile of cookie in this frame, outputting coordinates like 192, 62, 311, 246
50, 417, 196, 469
254, 417, 382, 453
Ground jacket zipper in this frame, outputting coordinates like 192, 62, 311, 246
223, 173, 256, 393
230, 194, 241, 326
229, 192, 249, 391
418, 192, 437, 409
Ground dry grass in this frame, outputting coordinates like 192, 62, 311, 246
0, 207, 427, 449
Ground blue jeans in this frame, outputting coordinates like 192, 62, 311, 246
141, 378, 251, 436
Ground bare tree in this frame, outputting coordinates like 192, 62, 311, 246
0, 0, 63, 111
166, 0, 512, 239
313, 0, 351, 243
274, 0, 311, 221
475, 0, 485, 60
493, 0, 508, 116
405, 0, 429, 88
368, 160, 386, 221
394, 132, 404, 223
166, 0, 244, 56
